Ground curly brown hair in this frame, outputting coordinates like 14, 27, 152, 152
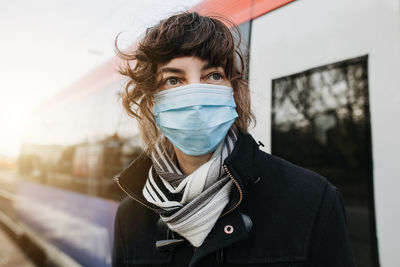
115, 12, 255, 155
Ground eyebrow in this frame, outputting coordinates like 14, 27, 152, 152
160, 67, 185, 74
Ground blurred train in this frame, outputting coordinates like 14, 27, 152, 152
14, 0, 400, 266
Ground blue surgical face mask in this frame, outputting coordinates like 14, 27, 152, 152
153, 83, 238, 156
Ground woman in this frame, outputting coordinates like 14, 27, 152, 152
113, 12, 355, 267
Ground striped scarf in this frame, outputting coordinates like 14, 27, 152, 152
142, 126, 238, 247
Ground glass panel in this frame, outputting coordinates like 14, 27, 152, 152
18, 82, 142, 201
271, 55, 378, 267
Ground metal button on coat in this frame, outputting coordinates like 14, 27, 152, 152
224, 225, 234, 234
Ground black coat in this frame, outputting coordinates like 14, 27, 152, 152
112, 131, 355, 267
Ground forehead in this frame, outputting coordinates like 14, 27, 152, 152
160, 56, 209, 69
160, 56, 222, 72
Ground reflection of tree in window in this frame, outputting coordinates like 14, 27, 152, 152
272, 55, 377, 267
272, 57, 369, 171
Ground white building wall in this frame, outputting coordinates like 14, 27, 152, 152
248, 0, 400, 266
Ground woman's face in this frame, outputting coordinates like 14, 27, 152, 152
158, 56, 232, 91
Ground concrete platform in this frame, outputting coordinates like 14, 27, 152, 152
0, 226, 35, 267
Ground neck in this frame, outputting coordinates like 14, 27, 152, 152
173, 146, 212, 175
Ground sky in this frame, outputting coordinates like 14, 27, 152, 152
0, 0, 201, 157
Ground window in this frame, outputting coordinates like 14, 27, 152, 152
271, 55, 378, 267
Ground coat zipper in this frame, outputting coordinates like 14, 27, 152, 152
116, 165, 243, 217
116, 177, 157, 212
220, 165, 243, 217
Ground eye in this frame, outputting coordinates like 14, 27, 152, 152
208, 72, 223, 81
164, 77, 180, 86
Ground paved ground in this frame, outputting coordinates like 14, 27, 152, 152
0, 227, 35, 267
0, 168, 35, 267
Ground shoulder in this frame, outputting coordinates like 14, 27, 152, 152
251, 150, 340, 223
231, 131, 331, 198
116, 195, 142, 215
257, 149, 330, 187
252, 149, 336, 205
239, 150, 341, 260
115, 196, 158, 239
116, 195, 157, 221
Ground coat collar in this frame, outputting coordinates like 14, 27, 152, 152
116, 130, 261, 214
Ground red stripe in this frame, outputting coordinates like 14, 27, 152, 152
193, 0, 296, 26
